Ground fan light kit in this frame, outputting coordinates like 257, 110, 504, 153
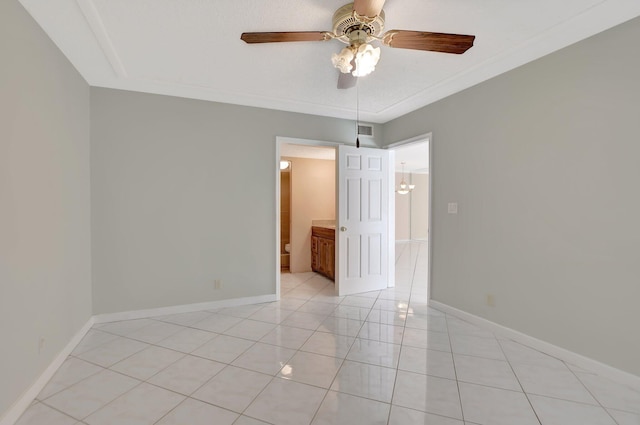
241, 0, 475, 89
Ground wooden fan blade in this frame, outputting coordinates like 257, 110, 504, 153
337, 72, 357, 90
241, 31, 331, 44
383, 30, 475, 54
353, 0, 386, 18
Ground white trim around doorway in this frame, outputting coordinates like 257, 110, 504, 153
385, 132, 433, 301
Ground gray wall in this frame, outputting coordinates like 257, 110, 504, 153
90, 88, 378, 314
383, 17, 640, 375
0, 0, 92, 417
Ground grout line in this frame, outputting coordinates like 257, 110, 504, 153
495, 338, 543, 425
565, 361, 623, 425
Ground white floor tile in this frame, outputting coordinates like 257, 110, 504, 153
330, 360, 397, 403
147, 355, 225, 395
449, 334, 506, 361
311, 391, 390, 425
453, 354, 521, 391
191, 365, 271, 413
191, 334, 254, 363
372, 298, 409, 313
340, 296, 377, 309
260, 325, 314, 350
319, 317, 364, 337
398, 347, 456, 379
249, 306, 294, 324
366, 309, 407, 326
38, 357, 103, 400
332, 305, 371, 321
71, 330, 119, 355
244, 378, 327, 425
458, 382, 539, 425
125, 321, 184, 344
499, 340, 566, 370
110, 345, 184, 380
388, 405, 464, 425
94, 319, 155, 337
346, 338, 401, 368
301, 332, 355, 359
280, 311, 326, 330
297, 300, 339, 316
607, 408, 640, 425
231, 342, 296, 375
358, 322, 404, 344
446, 317, 495, 339
155, 398, 238, 425
43, 369, 140, 420
154, 311, 213, 326
223, 319, 276, 341
155, 327, 217, 353
278, 351, 343, 388
267, 298, 307, 311
191, 313, 244, 333
392, 371, 462, 419
405, 314, 447, 332
215, 304, 265, 318
401, 328, 451, 352
233, 416, 272, 425
529, 394, 617, 425
15, 402, 77, 425
576, 373, 640, 414
75, 336, 148, 368
83, 382, 184, 425
512, 362, 598, 405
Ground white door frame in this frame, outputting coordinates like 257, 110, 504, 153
275, 136, 341, 300
385, 132, 433, 301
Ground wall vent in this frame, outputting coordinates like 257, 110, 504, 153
357, 124, 374, 137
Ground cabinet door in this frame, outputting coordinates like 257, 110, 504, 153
311, 236, 319, 272
327, 239, 335, 280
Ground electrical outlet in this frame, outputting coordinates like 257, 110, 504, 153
486, 294, 495, 307
448, 202, 458, 214
214, 279, 222, 290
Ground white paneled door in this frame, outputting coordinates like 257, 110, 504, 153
336, 145, 390, 296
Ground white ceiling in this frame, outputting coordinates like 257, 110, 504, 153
19, 0, 640, 123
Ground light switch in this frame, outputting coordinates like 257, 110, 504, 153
448, 202, 458, 214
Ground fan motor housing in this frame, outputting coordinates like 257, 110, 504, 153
332, 3, 385, 43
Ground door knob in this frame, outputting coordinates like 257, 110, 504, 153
340, 226, 347, 232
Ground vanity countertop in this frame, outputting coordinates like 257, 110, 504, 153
312, 220, 336, 230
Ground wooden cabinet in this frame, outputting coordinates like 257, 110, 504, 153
311, 226, 335, 281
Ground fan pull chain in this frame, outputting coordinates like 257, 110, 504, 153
356, 83, 360, 148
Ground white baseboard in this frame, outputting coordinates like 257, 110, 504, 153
93, 294, 278, 323
0, 317, 95, 425
429, 300, 640, 392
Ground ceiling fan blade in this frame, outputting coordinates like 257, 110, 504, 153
337, 72, 357, 90
353, 0, 386, 18
382, 30, 475, 54
241, 31, 331, 44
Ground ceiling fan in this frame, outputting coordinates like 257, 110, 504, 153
241, 0, 475, 89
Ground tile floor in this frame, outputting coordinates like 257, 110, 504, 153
15, 241, 640, 425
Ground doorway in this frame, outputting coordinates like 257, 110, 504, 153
275, 137, 394, 299
387, 134, 432, 302
275, 138, 339, 299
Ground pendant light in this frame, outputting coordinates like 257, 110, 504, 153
396, 162, 415, 195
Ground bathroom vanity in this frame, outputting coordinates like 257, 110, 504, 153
311, 225, 335, 281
